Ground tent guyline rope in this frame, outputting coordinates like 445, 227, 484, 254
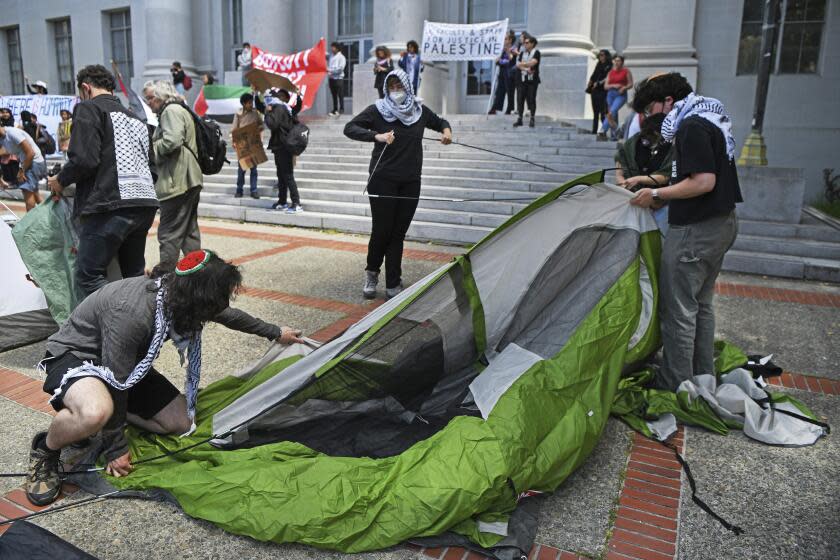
662, 440, 744, 536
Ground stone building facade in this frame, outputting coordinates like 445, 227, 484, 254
0, 0, 836, 200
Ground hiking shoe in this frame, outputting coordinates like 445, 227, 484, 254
27, 432, 62, 506
234, 192, 243, 198
285, 205, 303, 214
363, 270, 379, 299
272, 201, 290, 211
250, 192, 260, 199
385, 282, 403, 299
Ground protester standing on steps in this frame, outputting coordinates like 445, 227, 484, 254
343, 68, 452, 300
629, 72, 742, 392
373, 46, 394, 99
266, 88, 304, 214
25, 250, 305, 506
231, 92, 263, 200
143, 80, 204, 272
587, 49, 612, 134
598, 55, 633, 141
47, 65, 157, 294
238, 42, 253, 86
489, 32, 516, 115
57, 109, 73, 159
398, 40, 423, 95
514, 34, 541, 128
328, 42, 347, 116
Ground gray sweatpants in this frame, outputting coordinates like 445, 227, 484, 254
157, 186, 202, 272
658, 210, 738, 391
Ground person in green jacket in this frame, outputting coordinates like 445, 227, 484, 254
143, 80, 204, 271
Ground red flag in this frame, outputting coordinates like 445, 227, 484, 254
193, 87, 208, 116
250, 38, 328, 112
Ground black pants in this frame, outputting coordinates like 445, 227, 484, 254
367, 175, 421, 289
518, 80, 538, 119
76, 206, 156, 296
590, 90, 607, 133
274, 148, 300, 205
491, 71, 515, 113
328, 78, 344, 113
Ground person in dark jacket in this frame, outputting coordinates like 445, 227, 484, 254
26, 250, 305, 506
265, 88, 304, 213
373, 46, 394, 99
48, 65, 158, 297
398, 40, 423, 95
513, 35, 541, 128
344, 68, 452, 300
171, 61, 187, 96
489, 32, 516, 115
587, 49, 612, 134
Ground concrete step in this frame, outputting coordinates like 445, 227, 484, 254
723, 250, 840, 282
738, 218, 840, 243
295, 147, 615, 166
197, 202, 490, 245
201, 179, 540, 208
731, 234, 840, 260
200, 191, 510, 228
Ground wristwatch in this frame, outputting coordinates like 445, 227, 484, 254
651, 189, 661, 201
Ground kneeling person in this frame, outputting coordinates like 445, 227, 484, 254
27, 250, 304, 506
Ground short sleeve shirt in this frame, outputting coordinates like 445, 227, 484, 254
0, 127, 45, 163
668, 117, 742, 225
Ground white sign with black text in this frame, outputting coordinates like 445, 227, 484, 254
421, 19, 509, 61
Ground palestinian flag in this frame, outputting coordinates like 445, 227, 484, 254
194, 85, 251, 122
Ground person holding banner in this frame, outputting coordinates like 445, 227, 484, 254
514, 35, 541, 128
343, 68, 452, 300
231, 93, 263, 199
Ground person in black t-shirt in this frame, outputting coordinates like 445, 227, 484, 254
344, 68, 452, 300
628, 73, 742, 391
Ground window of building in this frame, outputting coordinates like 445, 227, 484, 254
5, 26, 24, 94
109, 9, 133, 79
227, 0, 243, 72
336, 0, 374, 99
53, 18, 75, 95
467, 0, 528, 95
736, 0, 826, 75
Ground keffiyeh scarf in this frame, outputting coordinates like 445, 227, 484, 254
47, 279, 203, 436
375, 69, 422, 126
661, 92, 736, 161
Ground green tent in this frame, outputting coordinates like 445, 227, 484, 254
108, 171, 665, 556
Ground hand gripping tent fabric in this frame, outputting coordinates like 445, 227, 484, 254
109, 171, 663, 556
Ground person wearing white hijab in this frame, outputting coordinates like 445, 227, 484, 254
344, 69, 452, 300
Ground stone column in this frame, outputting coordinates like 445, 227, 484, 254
353, 0, 431, 113
621, 0, 698, 85
527, 0, 595, 118
243, 0, 295, 54
141, 0, 196, 81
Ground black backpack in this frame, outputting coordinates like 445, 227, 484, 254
35, 125, 57, 155
164, 102, 228, 175
284, 120, 310, 156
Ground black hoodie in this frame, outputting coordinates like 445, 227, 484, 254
58, 94, 158, 217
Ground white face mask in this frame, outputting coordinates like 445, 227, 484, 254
390, 90, 406, 105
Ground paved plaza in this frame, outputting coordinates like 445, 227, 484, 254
0, 209, 838, 560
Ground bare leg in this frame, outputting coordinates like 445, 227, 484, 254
45, 377, 114, 450
126, 394, 191, 435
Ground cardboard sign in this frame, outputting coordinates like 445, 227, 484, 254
232, 122, 267, 170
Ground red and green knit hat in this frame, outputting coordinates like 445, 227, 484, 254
175, 249, 214, 276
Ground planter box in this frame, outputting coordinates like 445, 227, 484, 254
737, 166, 805, 224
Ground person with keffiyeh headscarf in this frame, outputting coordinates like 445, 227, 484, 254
344, 68, 452, 300
628, 72, 743, 393
26, 250, 305, 507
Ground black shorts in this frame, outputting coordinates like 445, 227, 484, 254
42, 352, 180, 420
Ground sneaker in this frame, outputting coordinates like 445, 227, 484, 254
513, 119, 524, 128
363, 270, 379, 299
26, 432, 62, 506
385, 283, 403, 299
285, 205, 303, 214
234, 192, 243, 198
250, 192, 260, 199
272, 201, 289, 211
